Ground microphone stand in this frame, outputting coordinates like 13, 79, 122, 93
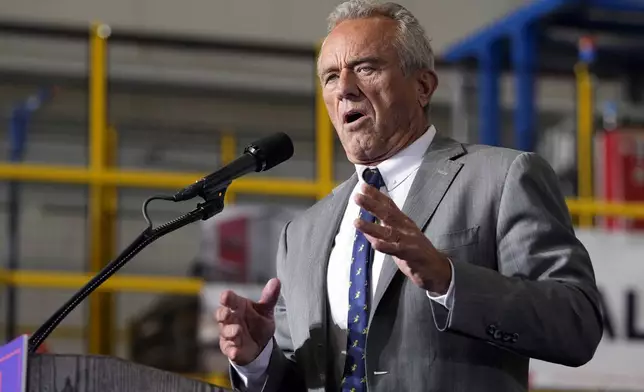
27, 183, 230, 354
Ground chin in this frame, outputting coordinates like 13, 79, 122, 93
339, 128, 380, 158
346, 143, 381, 164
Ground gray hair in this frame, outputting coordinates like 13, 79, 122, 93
325, 0, 435, 75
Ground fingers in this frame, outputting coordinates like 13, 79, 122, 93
220, 339, 244, 363
216, 307, 253, 364
216, 306, 242, 336
355, 183, 405, 225
219, 334, 246, 364
220, 289, 245, 311
360, 182, 387, 201
215, 305, 234, 324
356, 219, 402, 256
216, 288, 271, 366
355, 219, 398, 242
219, 339, 252, 366
217, 308, 242, 346
216, 292, 245, 341
363, 232, 399, 254
220, 323, 243, 341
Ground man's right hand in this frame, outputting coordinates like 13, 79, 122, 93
216, 278, 281, 366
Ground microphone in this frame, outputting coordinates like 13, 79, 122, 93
27, 132, 294, 353
172, 132, 294, 202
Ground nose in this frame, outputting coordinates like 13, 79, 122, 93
336, 69, 360, 100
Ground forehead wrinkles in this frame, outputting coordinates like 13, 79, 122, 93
317, 18, 399, 75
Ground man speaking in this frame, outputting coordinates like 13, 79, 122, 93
215, 1, 603, 391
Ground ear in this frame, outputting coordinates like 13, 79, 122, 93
416, 69, 438, 109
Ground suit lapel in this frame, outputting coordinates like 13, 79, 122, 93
370, 136, 466, 323
305, 174, 357, 369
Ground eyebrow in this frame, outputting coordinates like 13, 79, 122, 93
318, 56, 384, 78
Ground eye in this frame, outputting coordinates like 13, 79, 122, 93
324, 74, 338, 84
357, 66, 375, 75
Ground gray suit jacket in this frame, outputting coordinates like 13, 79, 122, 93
231, 136, 603, 392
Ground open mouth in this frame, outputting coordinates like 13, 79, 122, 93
344, 110, 365, 124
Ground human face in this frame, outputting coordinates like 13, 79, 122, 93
317, 17, 436, 165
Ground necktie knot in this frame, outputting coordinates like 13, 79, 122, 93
362, 168, 385, 189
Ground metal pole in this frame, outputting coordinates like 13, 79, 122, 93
576, 36, 595, 227
87, 22, 114, 355
512, 25, 537, 152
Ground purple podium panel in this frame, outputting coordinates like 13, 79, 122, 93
0, 335, 27, 392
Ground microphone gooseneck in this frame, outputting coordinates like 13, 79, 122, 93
27, 132, 294, 353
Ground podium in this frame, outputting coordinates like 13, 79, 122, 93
27, 354, 232, 392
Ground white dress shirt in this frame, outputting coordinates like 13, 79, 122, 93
232, 125, 455, 389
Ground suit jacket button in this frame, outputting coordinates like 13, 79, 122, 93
511, 333, 519, 343
493, 330, 503, 340
487, 324, 497, 336
502, 333, 512, 342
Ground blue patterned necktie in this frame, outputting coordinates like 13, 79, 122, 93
341, 168, 385, 392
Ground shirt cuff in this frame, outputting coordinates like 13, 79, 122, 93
230, 339, 273, 389
426, 258, 455, 310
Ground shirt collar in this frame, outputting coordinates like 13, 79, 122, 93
355, 125, 436, 192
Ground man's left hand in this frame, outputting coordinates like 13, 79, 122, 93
354, 183, 452, 294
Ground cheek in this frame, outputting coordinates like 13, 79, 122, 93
322, 93, 340, 120
380, 86, 416, 123
322, 90, 334, 109
366, 78, 401, 114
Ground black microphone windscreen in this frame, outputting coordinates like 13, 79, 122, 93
247, 132, 294, 171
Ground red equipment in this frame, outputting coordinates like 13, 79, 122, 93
595, 128, 644, 231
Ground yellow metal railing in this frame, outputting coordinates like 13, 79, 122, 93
575, 62, 594, 227
0, 163, 322, 196
0, 22, 332, 387
2, 20, 644, 390
0, 270, 204, 294
87, 22, 116, 355
567, 199, 644, 219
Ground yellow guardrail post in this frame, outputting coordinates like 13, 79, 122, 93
88, 22, 115, 355
575, 37, 595, 227
315, 43, 335, 199
221, 132, 237, 204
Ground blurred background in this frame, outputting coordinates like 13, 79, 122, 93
1, 0, 644, 390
